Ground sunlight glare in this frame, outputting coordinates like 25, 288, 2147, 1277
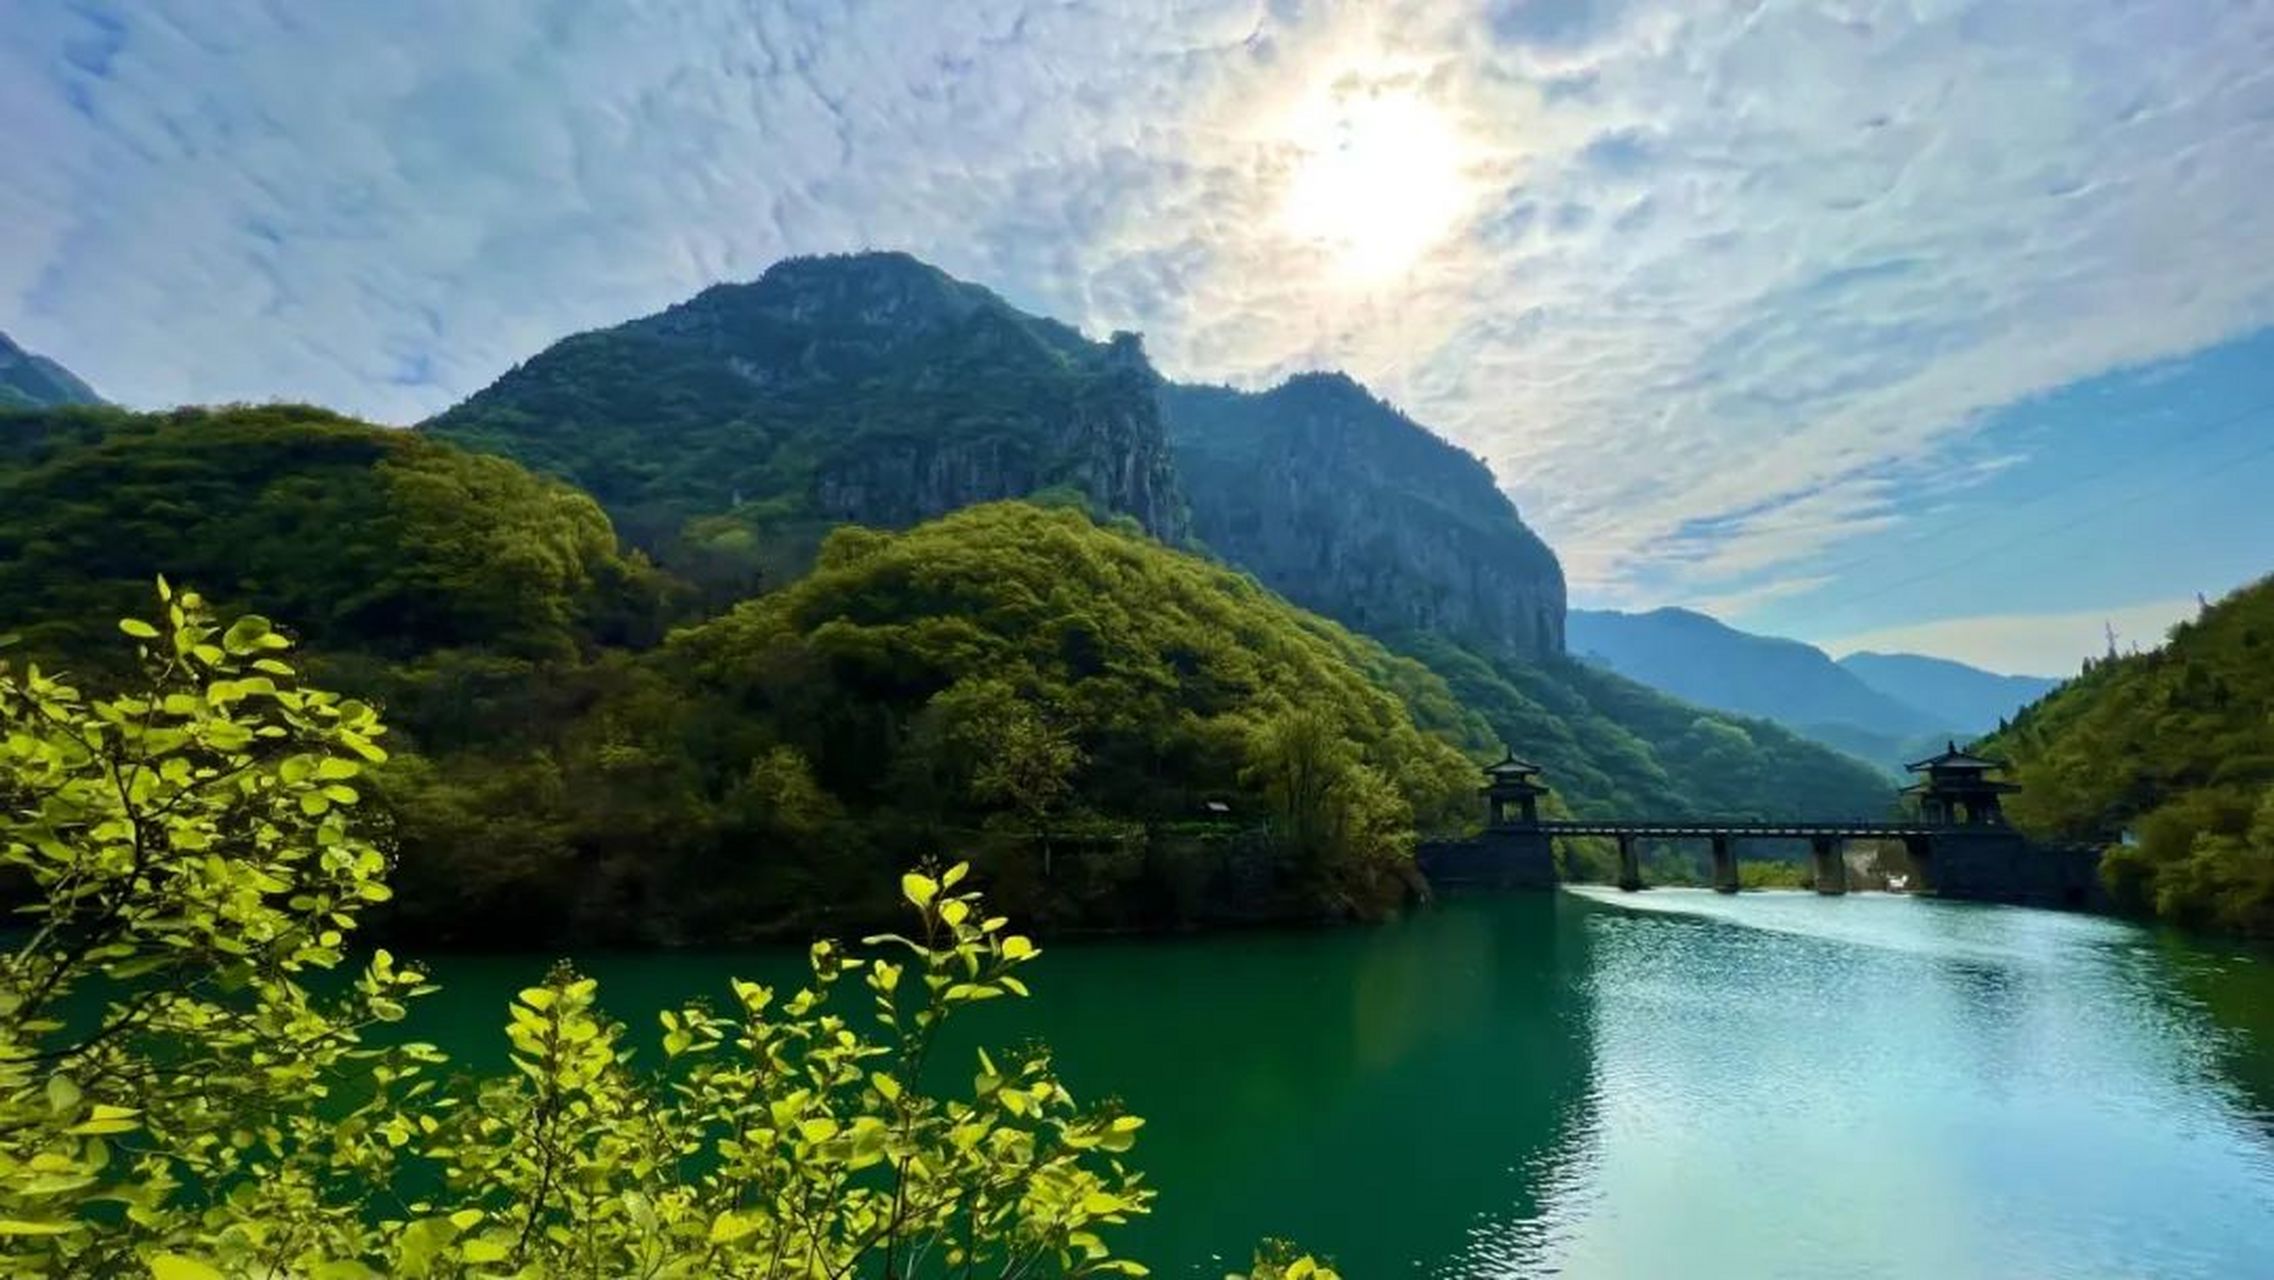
1279, 85, 1471, 284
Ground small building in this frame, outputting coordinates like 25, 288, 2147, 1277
1482, 749, 1549, 828
1902, 741, 2021, 827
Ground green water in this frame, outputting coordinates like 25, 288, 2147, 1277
415, 889, 2274, 1277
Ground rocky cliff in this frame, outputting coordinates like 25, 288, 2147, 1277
1159, 374, 1566, 659
424, 253, 1186, 563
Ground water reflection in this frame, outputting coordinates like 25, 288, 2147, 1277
416, 889, 2274, 1278
1480, 889, 2274, 1279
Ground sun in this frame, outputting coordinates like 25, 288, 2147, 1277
1278, 83, 1471, 284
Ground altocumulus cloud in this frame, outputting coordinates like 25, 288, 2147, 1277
4, 0, 2272, 608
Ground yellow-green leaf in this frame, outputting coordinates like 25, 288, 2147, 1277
148, 1255, 225, 1280
709, 1211, 762, 1244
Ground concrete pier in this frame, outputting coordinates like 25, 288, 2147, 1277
1811, 836, 1847, 895
1617, 834, 1643, 892
1711, 833, 1739, 894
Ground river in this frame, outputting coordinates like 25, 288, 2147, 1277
411, 889, 2274, 1277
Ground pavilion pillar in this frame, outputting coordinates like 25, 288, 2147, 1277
1616, 834, 1643, 892
1711, 834, 1739, 894
1811, 836, 1847, 896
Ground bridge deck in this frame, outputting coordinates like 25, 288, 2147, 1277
1533, 820, 1938, 839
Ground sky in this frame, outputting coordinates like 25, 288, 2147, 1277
3, 0, 2272, 676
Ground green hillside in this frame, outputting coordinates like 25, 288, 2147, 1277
1984, 576, 2274, 933
0, 407, 1485, 940
424, 252, 1188, 594
0, 404, 669, 661
1394, 633, 1895, 823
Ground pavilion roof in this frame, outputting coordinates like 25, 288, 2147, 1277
1904, 740, 2009, 773
1900, 779, 2021, 796
1483, 749, 1543, 777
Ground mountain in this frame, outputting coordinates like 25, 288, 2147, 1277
0, 403, 668, 663
1983, 576, 2273, 934
424, 251, 1187, 589
420, 251, 1891, 829
1839, 651, 2059, 730
0, 331, 102, 410
1159, 374, 1564, 659
1395, 632, 1895, 823
1568, 607, 1938, 738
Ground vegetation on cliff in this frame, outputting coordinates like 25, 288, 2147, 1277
1985, 576, 2274, 934
1161, 373, 1565, 659
424, 252, 1187, 596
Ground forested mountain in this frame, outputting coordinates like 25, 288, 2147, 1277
1839, 650, 2059, 730
0, 405, 1467, 939
1160, 374, 1565, 659
0, 404, 670, 661
424, 252, 1187, 594
1567, 606, 2062, 772
0, 248, 1925, 938
1570, 607, 1932, 733
1984, 579, 2272, 934
1395, 633, 1892, 821
0, 330, 102, 410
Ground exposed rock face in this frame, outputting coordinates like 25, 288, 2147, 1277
424, 252, 1187, 548
0, 331, 103, 410
1159, 373, 1566, 659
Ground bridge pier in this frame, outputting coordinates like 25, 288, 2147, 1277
1903, 835, 1934, 894
1811, 836, 1847, 895
1616, 834, 1642, 892
1711, 834, 1739, 894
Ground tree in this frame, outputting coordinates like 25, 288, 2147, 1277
0, 589, 1169, 1276
936, 677, 1085, 876
0, 581, 418, 1272
1242, 708, 1416, 891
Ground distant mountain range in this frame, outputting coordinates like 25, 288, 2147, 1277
1570, 607, 2058, 772
0, 331, 102, 410
1837, 651, 2060, 730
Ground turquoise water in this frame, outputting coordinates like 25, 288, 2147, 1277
416, 890, 2274, 1277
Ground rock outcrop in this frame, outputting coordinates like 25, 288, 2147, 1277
424, 252, 1187, 551
1160, 373, 1566, 659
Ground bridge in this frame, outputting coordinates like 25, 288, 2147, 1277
1417, 747, 2108, 909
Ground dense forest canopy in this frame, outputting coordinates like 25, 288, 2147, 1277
1, 301, 1923, 943
0, 404, 671, 661
1986, 576, 2274, 933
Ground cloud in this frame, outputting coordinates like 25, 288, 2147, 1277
1826, 596, 2205, 678
4, 0, 2273, 609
